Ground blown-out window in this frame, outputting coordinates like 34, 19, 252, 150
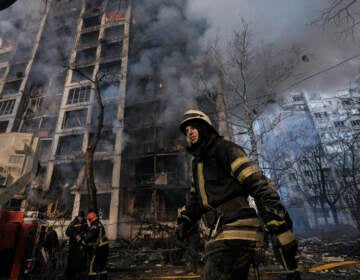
57, 134, 83, 155
0, 99, 16, 115
0, 121, 8, 132
62, 109, 88, 129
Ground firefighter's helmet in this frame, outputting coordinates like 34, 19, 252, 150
87, 211, 98, 223
179, 109, 218, 135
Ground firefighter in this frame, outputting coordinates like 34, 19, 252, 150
76, 211, 109, 280
175, 109, 301, 280
43, 226, 59, 269
65, 211, 88, 280
43, 226, 59, 257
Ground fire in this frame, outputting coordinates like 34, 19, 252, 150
105, 11, 125, 23
159, 83, 164, 89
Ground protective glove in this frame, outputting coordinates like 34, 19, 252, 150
265, 215, 300, 279
271, 232, 297, 264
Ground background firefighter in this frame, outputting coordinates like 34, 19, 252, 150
42, 226, 59, 269
175, 109, 301, 280
76, 211, 109, 280
65, 211, 88, 280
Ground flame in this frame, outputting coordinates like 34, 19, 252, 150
159, 83, 164, 89
105, 11, 125, 23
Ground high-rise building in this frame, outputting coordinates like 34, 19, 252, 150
0, 0, 230, 239
267, 91, 359, 229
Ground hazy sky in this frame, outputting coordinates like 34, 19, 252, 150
1, 0, 359, 95
187, 0, 360, 94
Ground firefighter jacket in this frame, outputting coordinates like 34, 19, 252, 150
179, 134, 295, 248
81, 219, 109, 251
66, 217, 88, 246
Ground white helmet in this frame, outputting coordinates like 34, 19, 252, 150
179, 109, 218, 135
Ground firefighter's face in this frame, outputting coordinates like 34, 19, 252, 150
185, 125, 199, 144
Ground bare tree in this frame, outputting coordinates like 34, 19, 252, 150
287, 141, 333, 228
332, 133, 360, 230
326, 91, 360, 230
313, 0, 360, 39
85, 74, 103, 214
296, 144, 336, 225
290, 163, 322, 228
198, 19, 303, 163
70, 68, 117, 214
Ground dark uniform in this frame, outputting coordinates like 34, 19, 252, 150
176, 109, 300, 280
80, 214, 109, 280
65, 214, 88, 279
43, 227, 59, 257
43, 226, 59, 269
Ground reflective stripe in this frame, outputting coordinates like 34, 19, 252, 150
211, 229, 263, 242
277, 230, 296, 246
181, 214, 192, 223
226, 218, 262, 227
190, 178, 196, 193
230, 157, 251, 175
89, 271, 107, 276
197, 162, 211, 208
266, 220, 286, 227
99, 241, 109, 246
89, 255, 96, 275
237, 165, 261, 183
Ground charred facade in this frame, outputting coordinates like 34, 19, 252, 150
0, 0, 230, 240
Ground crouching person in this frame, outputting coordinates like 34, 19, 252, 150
76, 211, 109, 280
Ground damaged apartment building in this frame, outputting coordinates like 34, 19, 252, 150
0, 0, 232, 239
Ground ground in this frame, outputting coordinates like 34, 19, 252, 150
105, 232, 360, 280
22, 230, 360, 279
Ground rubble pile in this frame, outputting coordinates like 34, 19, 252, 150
295, 236, 360, 279
107, 232, 360, 279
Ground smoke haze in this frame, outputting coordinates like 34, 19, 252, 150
187, 0, 360, 94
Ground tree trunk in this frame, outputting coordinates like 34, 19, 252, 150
312, 206, 319, 228
86, 75, 104, 213
329, 204, 339, 225
320, 199, 329, 225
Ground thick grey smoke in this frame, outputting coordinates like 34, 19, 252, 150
187, 0, 360, 94
128, 0, 209, 123
0, 0, 77, 87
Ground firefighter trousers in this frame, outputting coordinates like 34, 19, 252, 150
88, 243, 109, 280
202, 240, 255, 280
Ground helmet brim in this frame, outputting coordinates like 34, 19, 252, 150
179, 118, 219, 136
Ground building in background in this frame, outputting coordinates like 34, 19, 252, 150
262, 90, 360, 232
304, 89, 360, 228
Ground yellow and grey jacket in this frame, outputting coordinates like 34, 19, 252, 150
180, 135, 295, 248
81, 219, 109, 249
